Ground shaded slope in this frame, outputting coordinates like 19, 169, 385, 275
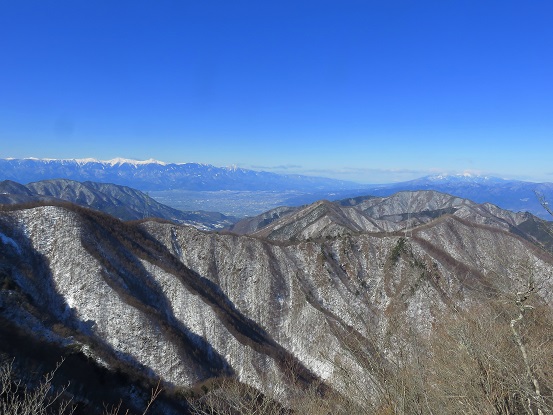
0, 179, 237, 229
0, 202, 324, 401
228, 205, 300, 235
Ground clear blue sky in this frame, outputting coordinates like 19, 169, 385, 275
1, 1, 552, 183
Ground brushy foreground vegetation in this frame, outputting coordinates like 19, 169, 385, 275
2, 290, 552, 415
189, 293, 553, 415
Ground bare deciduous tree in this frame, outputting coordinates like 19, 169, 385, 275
0, 359, 75, 415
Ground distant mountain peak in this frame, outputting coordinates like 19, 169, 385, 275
74, 158, 101, 165
104, 157, 168, 166
421, 172, 507, 183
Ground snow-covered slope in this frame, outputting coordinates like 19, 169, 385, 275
1, 195, 553, 410
231, 190, 553, 251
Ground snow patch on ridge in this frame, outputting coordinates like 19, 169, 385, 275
426, 172, 497, 182
6, 157, 170, 166
104, 157, 167, 166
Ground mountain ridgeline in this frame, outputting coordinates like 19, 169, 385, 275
0, 179, 236, 230
230, 190, 553, 251
0, 158, 360, 192
1, 187, 553, 413
367, 174, 553, 219
2, 158, 553, 219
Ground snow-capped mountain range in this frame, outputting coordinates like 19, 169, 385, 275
1, 158, 553, 219
418, 172, 506, 183
0, 158, 360, 192
4, 157, 169, 166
